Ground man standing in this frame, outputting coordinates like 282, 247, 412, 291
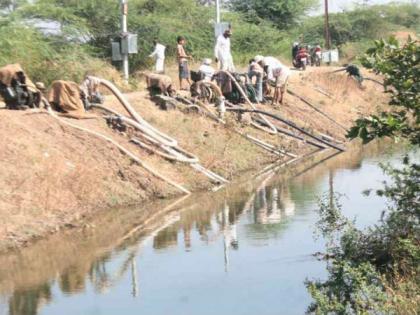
214, 28, 235, 72
149, 39, 166, 74
177, 36, 192, 90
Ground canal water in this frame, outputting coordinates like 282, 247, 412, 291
0, 142, 414, 315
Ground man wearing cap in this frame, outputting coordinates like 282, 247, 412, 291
214, 28, 235, 72
198, 58, 215, 81
257, 56, 290, 105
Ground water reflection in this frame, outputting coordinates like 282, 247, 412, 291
251, 185, 296, 225
0, 141, 406, 315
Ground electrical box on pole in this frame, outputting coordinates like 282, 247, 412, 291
121, 34, 138, 54
111, 41, 123, 61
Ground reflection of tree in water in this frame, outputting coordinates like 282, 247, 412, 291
153, 227, 178, 250
7, 246, 142, 315
8, 283, 52, 315
59, 266, 87, 294
88, 254, 114, 294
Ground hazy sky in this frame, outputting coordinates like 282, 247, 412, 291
313, 0, 419, 14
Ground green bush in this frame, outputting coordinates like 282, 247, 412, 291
297, 4, 420, 48
307, 38, 420, 314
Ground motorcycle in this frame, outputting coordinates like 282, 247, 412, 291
293, 54, 308, 71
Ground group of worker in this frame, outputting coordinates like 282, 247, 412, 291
148, 27, 290, 105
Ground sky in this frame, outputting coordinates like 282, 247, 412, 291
313, 0, 419, 14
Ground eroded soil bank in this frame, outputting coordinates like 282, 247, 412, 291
0, 67, 387, 252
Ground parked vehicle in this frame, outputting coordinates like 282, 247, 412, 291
293, 47, 309, 71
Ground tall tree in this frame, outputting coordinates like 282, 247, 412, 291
0, 0, 26, 13
229, 0, 318, 29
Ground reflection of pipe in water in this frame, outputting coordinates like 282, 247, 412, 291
221, 202, 239, 272
223, 233, 229, 272
131, 257, 138, 298
223, 202, 230, 272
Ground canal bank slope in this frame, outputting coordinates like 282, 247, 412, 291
0, 67, 388, 252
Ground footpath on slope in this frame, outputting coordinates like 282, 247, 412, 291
0, 66, 388, 252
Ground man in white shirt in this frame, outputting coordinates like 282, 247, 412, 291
149, 39, 166, 74
214, 28, 235, 72
198, 58, 215, 81
256, 56, 290, 105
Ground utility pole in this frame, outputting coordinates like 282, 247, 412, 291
121, 0, 129, 83
216, 0, 221, 23
324, 0, 331, 50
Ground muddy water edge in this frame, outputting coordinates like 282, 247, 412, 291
0, 141, 414, 315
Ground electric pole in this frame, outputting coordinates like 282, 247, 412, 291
216, 0, 221, 23
324, 0, 331, 50
121, 0, 129, 83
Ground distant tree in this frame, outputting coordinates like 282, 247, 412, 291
196, 0, 214, 6
229, 0, 318, 29
0, 0, 26, 13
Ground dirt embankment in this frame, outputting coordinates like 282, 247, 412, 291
0, 67, 388, 252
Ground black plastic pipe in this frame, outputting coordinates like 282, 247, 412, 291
226, 107, 345, 151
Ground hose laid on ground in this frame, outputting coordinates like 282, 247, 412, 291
245, 134, 297, 158
180, 84, 295, 157
43, 100, 191, 195
287, 89, 347, 132
364, 77, 385, 87
201, 74, 333, 155
87, 81, 228, 184
176, 95, 296, 158
253, 117, 327, 150
94, 106, 201, 164
219, 71, 278, 135
225, 107, 345, 152
313, 85, 333, 99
